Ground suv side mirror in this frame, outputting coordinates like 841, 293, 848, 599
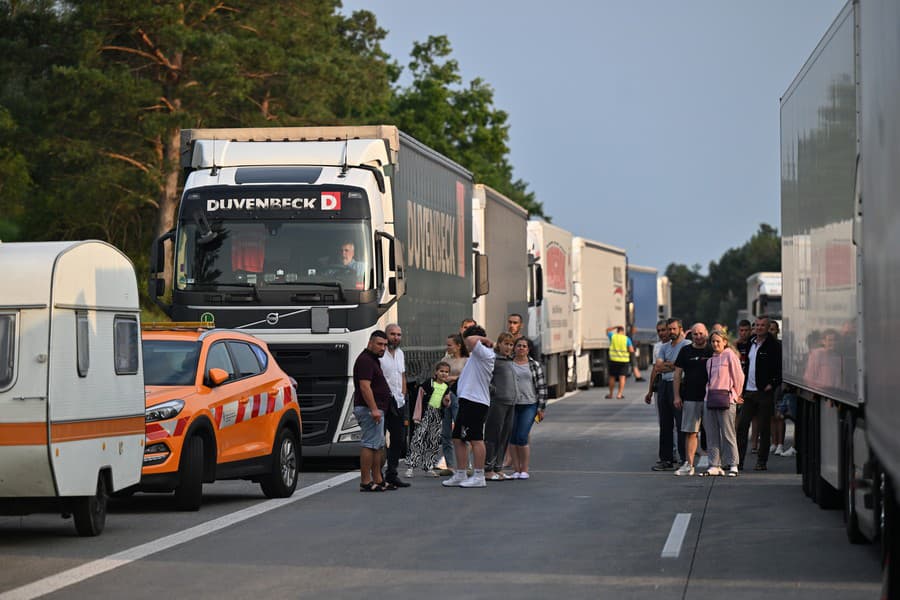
207, 368, 229, 386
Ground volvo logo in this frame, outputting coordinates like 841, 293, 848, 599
266, 312, 280, 325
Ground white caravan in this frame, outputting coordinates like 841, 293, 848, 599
0, 241, 145, 536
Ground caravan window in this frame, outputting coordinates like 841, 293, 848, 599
76, 312, 90, 377
114, 316, 139, 375
0, 314, 15, 389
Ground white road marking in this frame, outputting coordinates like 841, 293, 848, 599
661, 513, 692, 558
547, 389, 580, 405
0, 472, 359, 600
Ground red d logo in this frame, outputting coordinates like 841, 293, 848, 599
322, 192, 341, 210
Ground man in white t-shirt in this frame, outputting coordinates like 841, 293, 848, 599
443, 325, 496, 489
380, 323, 410, 487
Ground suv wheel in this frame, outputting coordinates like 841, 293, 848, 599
260, 427, 299, 498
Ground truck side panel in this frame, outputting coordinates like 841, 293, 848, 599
780, 2, 859, 405
860, 0, 900, 484
394, 133, 474, 383
479, 186, 528, 338
574, 239, 626, 350
627, 265, 659, 346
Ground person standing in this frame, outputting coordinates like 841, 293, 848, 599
439, 333, 468, 474
646, 318, 690, 471
644, 320, 671, 405
484, 333, 517, 480
736, 315, 783, 471
442, 325, 495, 488
407, 361, 452, 476
606, 326, 634, 399
353, 330, 393, 491
673, 323, 713, 476
704, 329, 744, 477
508, 337, 548, 480
381, 323, 410, 488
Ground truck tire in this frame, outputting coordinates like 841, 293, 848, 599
174, 436, 204, 511
882, 477, 900, 600
73, 474, 108, 537
843, 418, 866, 544
259, 427, 300, 499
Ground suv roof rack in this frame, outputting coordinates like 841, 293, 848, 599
142, 321, 215, 331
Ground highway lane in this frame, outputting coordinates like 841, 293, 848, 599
0, 385, 882, 599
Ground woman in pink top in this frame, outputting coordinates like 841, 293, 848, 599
703, 329, 745, 477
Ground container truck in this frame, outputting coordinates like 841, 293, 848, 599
149, 126, 484, 456
626, 264, 659, 370
472, 184, 528, 337
572, 237, 627, 388
526, 220, 574, 398
781, 1, 900, 594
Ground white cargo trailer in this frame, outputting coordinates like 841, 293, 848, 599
472, 184, 528, 337
0, 241, 145, 536
572, 237, 627, 388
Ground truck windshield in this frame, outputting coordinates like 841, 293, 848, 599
762, 298, 783, 319
175, 221, 373, 292
142, 340, 201, 386
0, 314, 15, 389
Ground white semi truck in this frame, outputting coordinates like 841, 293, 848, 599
746, 272, 782, 325
150, 126, 484, 456
526, 220, 574, 398
572, 237, 627, 388
781, 1, 900, 593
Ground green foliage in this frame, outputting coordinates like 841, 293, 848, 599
666, 223, 781, 327
390, 35, 543, 217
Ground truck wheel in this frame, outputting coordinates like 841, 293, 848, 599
73, 474, 108, 537
843, 419, 866, 544
174, 436, 204, 511
260, 428, 300, 498
882, 477, 900, 600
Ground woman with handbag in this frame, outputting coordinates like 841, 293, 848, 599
703, 329, 745, 477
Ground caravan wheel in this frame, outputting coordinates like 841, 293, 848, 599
73, 474, 108, 537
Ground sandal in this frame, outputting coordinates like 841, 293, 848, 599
487, 472, 504, 481
378, 481, 398, 491
359, 481, 383, 492
604, 394, 613, 399
616, 395, 624, 399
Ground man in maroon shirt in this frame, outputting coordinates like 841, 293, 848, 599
353, 330, 394, 491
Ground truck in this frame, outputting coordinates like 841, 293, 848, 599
781, 1, 900, 594
572, 237, 627, 388
746, 272, 782, 325
526, 220, 574, 398
150, 126, 484, 456
626, 264, 659, 370
471, 184, 528, 337
0, 240, 145, 535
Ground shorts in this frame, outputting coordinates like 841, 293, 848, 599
452, 398, 489, 442
353, 405, 386, 450
608, 361, 630, 378
680, 400, 704, 433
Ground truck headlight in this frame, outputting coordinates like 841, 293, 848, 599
146, 400, 185, 423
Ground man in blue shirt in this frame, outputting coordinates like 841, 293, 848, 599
647, 318, 690, 471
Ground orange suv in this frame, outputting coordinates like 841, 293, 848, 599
138, 324, 301, 510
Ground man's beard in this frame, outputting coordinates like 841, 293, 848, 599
388, 342, 399, 350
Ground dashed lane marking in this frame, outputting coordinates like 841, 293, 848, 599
661, 513, 692, 558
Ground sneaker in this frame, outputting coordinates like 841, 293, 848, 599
674, 462, 694, 476
705, 466, 725, 477
459, 474, 487, 488
387, 477, 410, 488
769, 444, 777, 453
774, 444, 784, 456
509, 472, 521, 479
404, 467, 415, 478
442, 471, 468, 487
518, 472, 530, 480
651, 461, 675, 472
727, 466, 739, 477
781, 447, 797, 457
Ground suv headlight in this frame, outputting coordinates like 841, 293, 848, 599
146, 399, 185, 423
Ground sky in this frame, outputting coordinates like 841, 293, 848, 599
340, 0, 847, 274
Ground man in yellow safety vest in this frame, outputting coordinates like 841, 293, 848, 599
606, 326, 634, 399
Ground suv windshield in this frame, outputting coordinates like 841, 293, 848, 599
175, 220, 372, 292
142, 340, 202, 386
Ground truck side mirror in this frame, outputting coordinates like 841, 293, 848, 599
151, 230, 175, 275
474, 254, 489, 298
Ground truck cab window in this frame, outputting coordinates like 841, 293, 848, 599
0, 314, 15, 389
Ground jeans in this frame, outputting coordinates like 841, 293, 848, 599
384, 400, 407, 481
353, 406, 385, 450
509, 403, 538, 446
657, 381, 684, 464
737, 389, 775, 467
441, 392, 460, 467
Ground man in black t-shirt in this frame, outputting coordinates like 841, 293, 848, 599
353, 330, 393, 491
672, 323, 713, 476
735, 319, 752, 377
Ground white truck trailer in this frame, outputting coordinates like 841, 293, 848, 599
472, 184, 528, 337
0, 241, 145, 535
746, 272, 782, 325
526, 220, 574, 398
572, 237, 627, 388
150, 126, 484, 456
781, 1, 900, 593
657, 275, 671, 321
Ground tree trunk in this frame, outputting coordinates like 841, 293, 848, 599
157, 126, 181, 293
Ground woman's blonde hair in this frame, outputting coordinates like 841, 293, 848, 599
709, 329, 737, 353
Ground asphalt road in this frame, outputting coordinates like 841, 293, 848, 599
0, 385, 882, 599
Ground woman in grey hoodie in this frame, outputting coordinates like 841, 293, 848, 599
484, 332, 517, 480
